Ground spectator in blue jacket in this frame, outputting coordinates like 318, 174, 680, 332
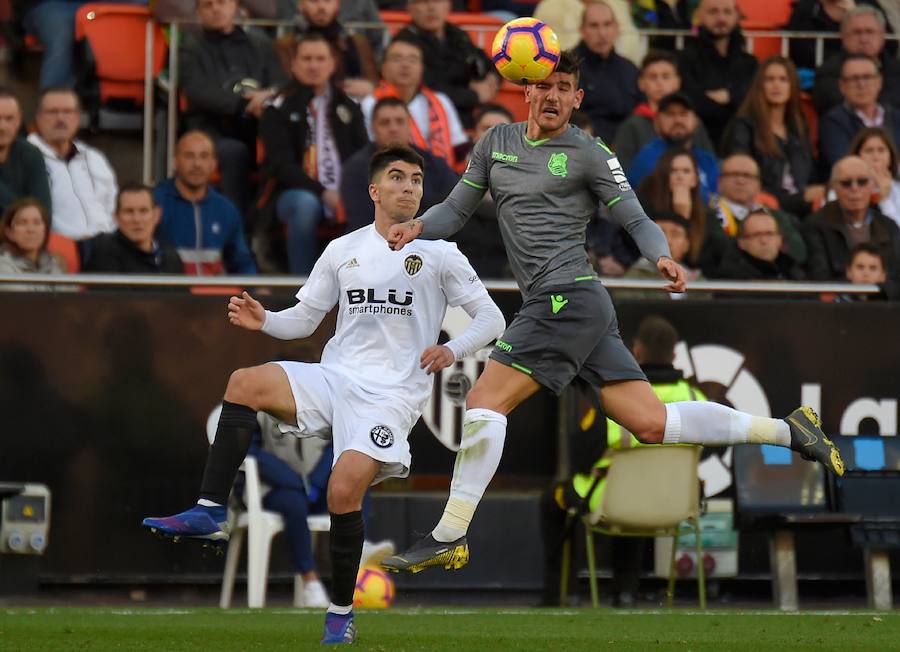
819, 54, 900, 171
153, 131, 257, 276
627, 92, 719, 202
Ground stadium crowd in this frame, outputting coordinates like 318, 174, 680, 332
1, 0, 900, 299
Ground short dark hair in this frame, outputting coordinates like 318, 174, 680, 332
368, 144, 425, 183
651, 210, 691, 237
841, 53, 881, 76
0, 86, 21, 111
36, 86, 80, 113
293, 31, 333, 57
554, 49, 581, 84
372, 96, 409, 122
385, 33, 425, 62
738, 209, 780, 238
634, 315, 679, 365
474, 103, 513, 124
848, 242, 886, 269
640, 50, 679, 74
116, 183, 156, 212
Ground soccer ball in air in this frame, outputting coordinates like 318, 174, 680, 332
491, 17, 561, 85
353, 567, 395, 608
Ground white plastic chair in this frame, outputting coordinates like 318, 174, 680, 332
219, 456, 331, 608
561, 445, 706, 609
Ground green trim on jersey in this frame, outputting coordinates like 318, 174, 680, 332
595, 140, 614, 156
606, 196, 624, 208
462, 178, 487, 190
510, 362, 533, 375
523, 135, 550, 148
574, 275, 596, 281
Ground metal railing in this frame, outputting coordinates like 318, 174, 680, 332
0, 273, 882, 295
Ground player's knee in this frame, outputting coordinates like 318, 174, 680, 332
630, 412, 666, 444
465, 385, 507, 414
327, 478, 361, 514
224, 367, 265, 409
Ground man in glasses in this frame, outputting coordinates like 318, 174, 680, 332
813, 5, 900, 114
805, 155, 900, 280
820, 54, 900, 169
715, 208, 805, 280
711, 153, 808, 265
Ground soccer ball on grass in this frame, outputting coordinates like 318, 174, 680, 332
353, 567, 395, 609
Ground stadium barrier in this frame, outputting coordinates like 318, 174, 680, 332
1, 278, 896, 590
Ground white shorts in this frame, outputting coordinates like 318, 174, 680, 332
272, 361, 416, 485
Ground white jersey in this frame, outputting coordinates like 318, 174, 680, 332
297, 224, 489, 410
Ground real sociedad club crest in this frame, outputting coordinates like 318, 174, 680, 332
404, 254, 423, 276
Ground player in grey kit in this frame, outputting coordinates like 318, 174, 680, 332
382, 51, 844, 574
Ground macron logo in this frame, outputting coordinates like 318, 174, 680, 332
492, 151, 519, 163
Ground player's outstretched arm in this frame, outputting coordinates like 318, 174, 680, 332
388, 181, 486, 251
257, 301, 330, 340
228, 291, 266, 330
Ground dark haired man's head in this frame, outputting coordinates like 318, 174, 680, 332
633, 315, 679, 365
524, 50, 584, 136
35, 87, 81, 154
846, 241, 887, 284
474, 103, 514, 140
639, 51, 681, 107
115, 184, 160, 252
291, 32, 336, 91
368, 145, 425, 222
652, 211, 691, 263
737, 210, 782, 262
0, 86, 22, 150
372, 97, 411, 147
382, 36, 425, 93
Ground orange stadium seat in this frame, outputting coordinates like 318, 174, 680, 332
74, 4, 166, 105
495, 82, 529, 122
737, 0, 791, 62
736, 0, 792, 28
46, 232, 79, 273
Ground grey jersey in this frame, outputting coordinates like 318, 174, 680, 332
419, 123, 670, 296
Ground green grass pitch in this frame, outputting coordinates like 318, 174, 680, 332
1, 607, 898, 651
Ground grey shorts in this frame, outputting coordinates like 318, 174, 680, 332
490, 280, 646, 395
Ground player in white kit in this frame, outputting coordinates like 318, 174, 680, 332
142, 145, 505, 644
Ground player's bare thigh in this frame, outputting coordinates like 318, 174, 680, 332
328, 450, 381, 514
223, 362, 297, 425
465, 358, 541, 415
599, 379, 667, 444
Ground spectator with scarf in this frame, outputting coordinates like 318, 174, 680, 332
360, 35, 469, 171
258, 33, 369, 274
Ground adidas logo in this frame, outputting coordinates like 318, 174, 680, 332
343, 257, 360, 269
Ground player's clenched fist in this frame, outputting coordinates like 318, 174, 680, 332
387, 219, 423, 251
228, 291, 266, 330
420, 345, 454, 374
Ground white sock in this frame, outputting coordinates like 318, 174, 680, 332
197, 498, 222, 508
663, 402, 790, 447
327, 602, 352, 616
432, 408, 507, 543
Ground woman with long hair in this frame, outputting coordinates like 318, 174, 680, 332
0, 198, 67, 290
849, 127, 900, 228
636, 148, 726, 273
722, 55, 824, 216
